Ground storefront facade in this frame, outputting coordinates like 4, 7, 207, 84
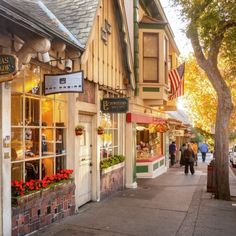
127, 113, 168, 179
124, 0, 181, 187
44, 0, 135, 208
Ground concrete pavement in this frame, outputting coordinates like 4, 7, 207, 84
34, 155, 236, 236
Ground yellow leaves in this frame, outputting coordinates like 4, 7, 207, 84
182, 56, 217, 133
183, 55, 236, 134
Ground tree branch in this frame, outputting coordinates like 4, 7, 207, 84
187, 21, 207, 68
208, 21, 236, 63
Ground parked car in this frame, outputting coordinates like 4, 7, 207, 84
229, 145, 236, 168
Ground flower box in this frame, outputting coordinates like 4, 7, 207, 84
12, 180, 75, 236
101, 161, 125, 175
100, 162, 125, 200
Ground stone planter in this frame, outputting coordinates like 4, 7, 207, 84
100, 162, 125, 200
12, 181, 75, 236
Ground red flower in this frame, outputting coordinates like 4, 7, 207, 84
11, 169, 74, 197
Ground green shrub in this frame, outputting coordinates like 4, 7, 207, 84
100, 155, 125, 170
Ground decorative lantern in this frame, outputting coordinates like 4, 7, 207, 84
155, 123, 169, 133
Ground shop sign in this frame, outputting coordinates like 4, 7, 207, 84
170, 130, 184, 136
0, 55, 17, 76
101, 98, 129, 113
43, 71, 83, 95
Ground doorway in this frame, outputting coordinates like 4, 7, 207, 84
77, 115, 93, 207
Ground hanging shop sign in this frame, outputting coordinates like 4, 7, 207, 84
0, 55, 16, 75
101, 97, 129, 113
0, 55, 17, 76
169, 130, 184, 137
43, 71, 84, 95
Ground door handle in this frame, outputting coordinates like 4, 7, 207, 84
89, 162, 93, 167
81, 158, 85, 161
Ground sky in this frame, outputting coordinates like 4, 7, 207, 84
160, 0, 193, 57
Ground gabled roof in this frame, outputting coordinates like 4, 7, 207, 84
43, 0, 135, 89
140, 15, 167, 25
0, 0, 84, 50
43, 0, 99, 47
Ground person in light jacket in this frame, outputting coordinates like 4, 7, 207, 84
199, 141, 208, 163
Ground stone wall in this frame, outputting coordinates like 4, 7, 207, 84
12, 182, 75, 236
100, 163, 124, 200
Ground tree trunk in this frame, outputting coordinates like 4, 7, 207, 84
214, 96, 231, 200
187, 24, 233, 200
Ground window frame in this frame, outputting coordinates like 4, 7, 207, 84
143, 32, 159, 83
11, 64, 68, 182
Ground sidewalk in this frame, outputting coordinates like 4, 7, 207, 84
34, 157, 236, 236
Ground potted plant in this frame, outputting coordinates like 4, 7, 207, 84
75, 125, 85, 136
97, 126, 105, 135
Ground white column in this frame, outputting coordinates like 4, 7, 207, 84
0, 82, 11, 236
125, 122, 137, 188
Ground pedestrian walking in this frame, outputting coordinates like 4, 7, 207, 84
183, 143, 195, 175
199, 141, 208, 163
179, 143, 187, 166
169, 141, 177, 167
192, 142, 198, 166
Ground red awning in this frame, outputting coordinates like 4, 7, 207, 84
126, 113, 166, 124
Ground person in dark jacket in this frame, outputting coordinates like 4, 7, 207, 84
183, 143, 195, 175
169, 141, 177, 167
179, 143, 187, 166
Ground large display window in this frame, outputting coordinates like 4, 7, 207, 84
11, 65, 67, 182
136, 124, 163, 160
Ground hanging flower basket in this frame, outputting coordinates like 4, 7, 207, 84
97, 126, 105, 135
75, 125, 85, 136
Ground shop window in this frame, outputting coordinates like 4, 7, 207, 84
136, 124, 163, 160
11, 66, 67, 182
25, 160, 39, 182
42, 158, 54, 178
25, 128, 39, 158
12, 163, 23, 181
11, 93, 23, 126
99, 113, 119, 159
55, 101, 67, 125
41, 128, 54, 156
42, 99, 53, 126
56, 128, 66, 154
25, 97, 40, 126
11, 128, 23, 161
56, 155, 66, 173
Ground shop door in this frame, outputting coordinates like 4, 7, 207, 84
78, 115, 93, 207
